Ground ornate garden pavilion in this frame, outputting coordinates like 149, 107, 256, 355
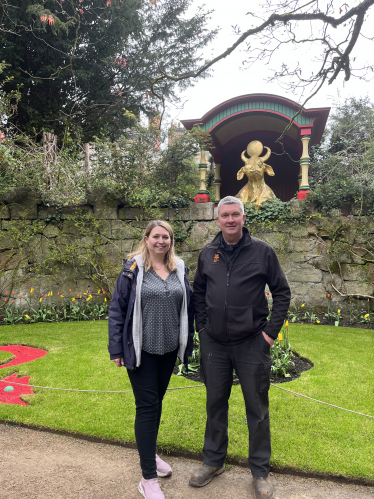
181, 94, 330, 202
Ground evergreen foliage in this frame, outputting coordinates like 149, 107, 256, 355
0, 0, 216, 141
309, 97, 374, 213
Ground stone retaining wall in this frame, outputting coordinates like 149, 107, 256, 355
1, 188, 373, 311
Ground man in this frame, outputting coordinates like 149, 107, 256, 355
190, 196, 291, 499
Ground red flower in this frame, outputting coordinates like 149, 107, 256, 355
266, 292, 269, 297
48, 15, 55, 25
19, 295, 22, 299
78, 9, 84, 14
4, 298, 7, 302
12, 299, 14, 304
107, 0, 111, 5
40, 15, 47, 23
12, 291, 15, 296
5, 291, 8, 296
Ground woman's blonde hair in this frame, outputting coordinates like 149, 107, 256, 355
127, 220, 177, 272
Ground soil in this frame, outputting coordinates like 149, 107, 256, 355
174, 351, 314, 385
1, 424, 373, 499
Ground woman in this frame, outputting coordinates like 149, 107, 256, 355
108, 220, 194, 499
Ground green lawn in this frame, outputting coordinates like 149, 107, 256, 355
0, 322, 373, 481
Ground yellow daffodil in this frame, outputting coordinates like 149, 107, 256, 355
83, 292, 87, 296
39, 298, 42, 303
86, 295, 92, 302
60, 295, 64, 298
364, 313, 369, 318
72, 297, 75, 302
104, 297, 107, 302
301, 304, 305, 307
278, 333, 283, 341
316, 320, 320, 324
98, 289, 101, 294
338, 309, 341, 314
30, 288, 34, 293
50, 291, 53, 296
285, 320, 289, 327
25, 314, 30, 319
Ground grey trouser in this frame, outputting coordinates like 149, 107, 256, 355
200, 331, 272, 477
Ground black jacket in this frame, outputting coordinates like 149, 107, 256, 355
193, 228, 290, 342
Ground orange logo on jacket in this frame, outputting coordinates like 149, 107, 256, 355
214, 254, 219, 263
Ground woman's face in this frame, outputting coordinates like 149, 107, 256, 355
145, 226, 171, 259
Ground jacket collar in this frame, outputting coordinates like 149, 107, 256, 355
208, 226, 252, 250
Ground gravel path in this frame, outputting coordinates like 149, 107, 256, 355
1, 424, 373, 499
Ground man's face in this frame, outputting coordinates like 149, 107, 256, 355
217, 203, 245, 241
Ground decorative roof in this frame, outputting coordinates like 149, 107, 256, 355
181, 93, 330, 160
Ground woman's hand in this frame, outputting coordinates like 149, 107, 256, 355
113, 358, 124, 367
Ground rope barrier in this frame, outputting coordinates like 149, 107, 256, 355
2, 380, 204, 393
270, 383, 374, 420
2, 380, 374, 420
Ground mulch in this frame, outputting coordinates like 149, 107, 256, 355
174, 351, 314, 385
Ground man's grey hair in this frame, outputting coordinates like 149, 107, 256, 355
217, 196, 244, 215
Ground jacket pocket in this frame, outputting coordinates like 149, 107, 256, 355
259, 359, 272, 393
226, 305, 254, 342
207, 306, 226, 340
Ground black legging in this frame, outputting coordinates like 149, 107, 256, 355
127, 348, 178, 479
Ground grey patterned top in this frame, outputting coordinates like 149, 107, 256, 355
141, 268, 183, 355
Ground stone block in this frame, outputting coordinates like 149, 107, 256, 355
291, 238, 318, 252
306, 222, 318, 235
289, 199, 300, 216
97, 221, 112, 239
131, 221, 150, 230
190, 202, 214, 221
97, 243, 124, 267
340, 264, 369, 281
87, 188, 119, 220
0, 232, 19, 251
351, 253, 366, 265
291, 251, 319, 263
0, 205, 10, 219
368, 264, 374, 283
43, 224, 60, 238
168, 208, 190, 221
111, 221, 141, 240
2, 220, 31, 230
343, 281, 374, 296
207, 220, 220, 237
3, 187, 41, 219
275, 253, 292, 273
309, 256, 329, 272
186, 222, 209, 251
290, 224, 309, 238
0, 250, 24, 271
350, 244, 369, 258
118, 208, 168, 220
286, 264, 323, 283
257, 233, 290, 251
176, 251, 199, 270
60, 221, 82, 236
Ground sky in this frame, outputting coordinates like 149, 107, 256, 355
172, 0, 374, 123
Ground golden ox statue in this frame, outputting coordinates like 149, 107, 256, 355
235, 140, 276, 209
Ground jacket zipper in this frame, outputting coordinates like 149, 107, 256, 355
224, 269, 231, 345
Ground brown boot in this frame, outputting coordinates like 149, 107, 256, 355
253, 476, 274, 499
189, 464, 225, 487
